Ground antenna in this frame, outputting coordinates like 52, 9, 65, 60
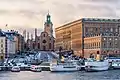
48, 10, 49, 15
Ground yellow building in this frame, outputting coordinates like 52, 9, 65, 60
55, 19, 83, 57
0, 35, 6, 61
55, 18, 120, 58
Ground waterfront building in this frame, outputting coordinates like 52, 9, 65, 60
5, 30, 25, 53
0, 29, 6, 61
25, 13, 55, 51
55, 18, 120, 58
6, 33, 16, 58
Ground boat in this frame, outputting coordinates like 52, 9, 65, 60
30, 65, 42, 72
50, 58, 81, 72
0, 67, 2, 71
85, 58, 109, 72
108, 57, 120, 69
11, 66, 20, 72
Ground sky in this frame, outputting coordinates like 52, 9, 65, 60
0, 0, 120, 35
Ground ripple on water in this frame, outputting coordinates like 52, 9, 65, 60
0, 70, 120, 80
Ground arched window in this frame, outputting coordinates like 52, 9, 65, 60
49, 43, 51, 49
38, 43, 40, 49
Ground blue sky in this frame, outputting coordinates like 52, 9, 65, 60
0, 0, 120, 34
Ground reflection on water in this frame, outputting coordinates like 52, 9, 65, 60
0, 70, 120, 80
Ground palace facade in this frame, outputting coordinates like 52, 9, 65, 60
55, 18, 120, 58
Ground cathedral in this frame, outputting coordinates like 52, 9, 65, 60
25, 13, 55, 51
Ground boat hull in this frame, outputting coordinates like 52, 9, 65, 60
112, 63, 120, 69
50, 65, 80, 72
85, 66, 109, 72
85, 61, 109, 72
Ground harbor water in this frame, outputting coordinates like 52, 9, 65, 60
0, 70, 120, 80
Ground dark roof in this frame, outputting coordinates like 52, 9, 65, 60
5, 31, 19, 36
0, 30, 6, 37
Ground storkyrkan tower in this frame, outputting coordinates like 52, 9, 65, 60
25, 12, 55, 51
39, 12, 54, 51
44, 12, 53, 37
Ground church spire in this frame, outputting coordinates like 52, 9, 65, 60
46, 11, 51, 24
44, 12, 53, 37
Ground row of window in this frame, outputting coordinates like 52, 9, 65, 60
102, 42, 118, 48
84, 42, 100, 49
85, 33, 119, 37
85, 27, 119, 32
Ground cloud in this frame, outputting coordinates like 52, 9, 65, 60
0, 0, 120, 35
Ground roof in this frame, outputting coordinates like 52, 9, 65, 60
56, 18, 120, 30
5, 31, 19, 36
0, 29, 6, 37
82, 18, 120, 22
6, 34, 14, 41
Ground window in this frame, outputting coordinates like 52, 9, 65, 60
110, 28, 113, 32
1, 39, 3, 42
1, 44, 3, 48
115, 28, 118, 32
33, 43, 35, 49
49, 43, 51, 49
103, 38, 106, 40
1, 49, 3, 53
43, 34, 45, 37
38, 43, 40, 49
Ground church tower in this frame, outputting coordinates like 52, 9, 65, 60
44, 12, 53, 37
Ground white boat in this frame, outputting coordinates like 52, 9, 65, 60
11, 66, 20, 72
112, 62, 120, 69
30, 65, 42, 72
0, 67, 2, 71
108, 58, 120, 69
85, 58, 109, 71
50, 60, 81, 72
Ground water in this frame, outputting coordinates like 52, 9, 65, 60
0, 70, 120, 80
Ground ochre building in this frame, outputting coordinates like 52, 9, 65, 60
55, 18, 120, 58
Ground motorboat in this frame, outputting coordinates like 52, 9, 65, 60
30, 65, 42, 72
0, 67, 2, 71
11, 66, 20, 72
108, 57, 120, 69
112, 62, 120, 69
50, 59, 81, 72
85, 58, 109, 72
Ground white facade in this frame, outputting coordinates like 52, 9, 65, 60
7, 38, 16, 57
0, 37, 6, 60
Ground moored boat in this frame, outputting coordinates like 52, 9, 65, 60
30, 65, 42, 72
108, 57, 120, 69
85, 59, 109, 71
11, 66, 20, 72
85, 53, 110, 72
50, 59, 81, 72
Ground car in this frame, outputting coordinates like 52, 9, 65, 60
11, 66, 20, 72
